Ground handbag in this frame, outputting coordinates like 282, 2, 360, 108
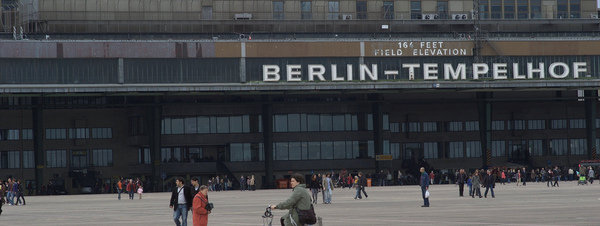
295, 204, 317, 225
425, 190, 430, 198
198, 194, 214, 212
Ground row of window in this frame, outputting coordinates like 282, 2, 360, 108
0, 149, 113, 169
395, 119, 592, 133
270, 0, 579, 20
45, 128, 112, 140
274, 114, 359, 132
0, 129, 33, 141
161, 115, 253, 135
160, 147, 205, 163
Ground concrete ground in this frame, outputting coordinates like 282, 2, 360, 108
2, 181, 600, 226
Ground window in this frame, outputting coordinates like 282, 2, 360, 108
570, 139, 586, 155
448, 122, 463, 132
437, 1, 448, 19
71, 150, 88, 168
466, 141, 482, 158
138, 147, 151, 164
492, 120, 504, 130
390, 142, 401, 159
3, 151, 20, 168
551, 119, 567, 129
320, 114, 333, 131
527, 120, 545, 130
274, 142, 289, 160
550, 139, 568, 155
308, 142, 320, 160
92, 149, 112, 167
301, 1, 312, 19
504, 0, 515, 19
557, 0, 568, 18
390, 123, 400, 132
517, 0, 528, 19
410, 1, 422, 19
448, 142, 464, 158
7, 129, 19, 140
367, 114, 373, 131
509, 120, 525, 130
23, 151, 34, 168
307, 114, 320, 131
69, 128, 90, 139
321, 142, 334, 159
570, 119, 585, 129
332, 115, 345, 131
202, 6, 212, 20
424, 142, 439, 159
288, 114, 301, 132
409, 122, 421, 132
479, 0, 489, 19
129, 116, 145, 136
383, 114, 389, 131
46, 150, 66, 168
328, 1, 340, 20
91, 128, 112, 139
189, 147, 202, 162
184, 117, 197, 134
383, 1, 394, 19
368, 140, 374, 158
197, 117, 210, 133
45, 128, 67, 139
356, 1, 367, 19
423, 122, 438, 132
171, 118, 184, 134
491, 0, 502, 18
529, 140, 543, 156
492, 140, 505, 157
274, 114, 288, 132
290, 142, 304, 160
530, 0, 541, 18
465, 121, 479, 131
273, 1, 284, 20
22, 129, 33, 140
569, 0, 580, 18
216, 117, 229, 133
231, 143, 252, 161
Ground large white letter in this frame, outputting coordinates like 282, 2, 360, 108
573, 62, 587, 78
549, 62, 569, 79
472, 63, 489, 80
360, 64, 378, 81
285, 65, 302, 82
331, 64, 344, 81
423, 63, 438, 80
511, 63, 526, 79
527, 62, 545, 79
346, 64, 354, 81
493, 63, 508, 80
263, 65, 280, 82
443, 63, 466, 80
307, 64, 325, 81
403, 64, 421, 80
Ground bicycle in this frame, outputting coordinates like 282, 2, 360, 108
262, 205, 274, 226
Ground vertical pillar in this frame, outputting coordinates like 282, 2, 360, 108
372, 102, 383, 172
32, 97, 44, 194
262, 103, 274, 188
477, 92, 492, 169
150, 96, 162, 191
585, 90, 597, 160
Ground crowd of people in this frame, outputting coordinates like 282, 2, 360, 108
115, 178, 144, 200
0, 178, 26, 215
169, 177, 211, 226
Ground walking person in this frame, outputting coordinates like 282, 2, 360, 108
429, 171, 435, 185
323, 173, 334, 204
419, 167, 430, 207
456, 169, 467, 197
588, 167, 595, 184
483, 170, 495, 198
6, 178, 13, 206
471, 170, 482, 198
170, 177, 193, 226
16, 180, 25, 205
501, 170, 506, 185
552, 167, 560, 187
249, 175, 256, 191
516, 170, 521, 186
116, 179, 123, 200
308, 175, 320, 204
127, 179, 136, 200
192, 185, 211, 226
320, 174, 327, 204
239, 175, 246, 191
191, 177, 200, 197
356, 172, 369, 199
522, 168, 527, 186
137, 185, 144, 199
269, 173, 312, 226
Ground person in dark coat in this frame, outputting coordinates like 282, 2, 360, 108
483, 170, 495, 198
419, 167, 430, 207
357, 172, 368, 199
170, 177, 193, 226
456, 169, 468, 197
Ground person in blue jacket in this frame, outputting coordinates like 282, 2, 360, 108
419, 167, 430, 207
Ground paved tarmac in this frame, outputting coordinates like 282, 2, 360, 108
1, 181, 600, 226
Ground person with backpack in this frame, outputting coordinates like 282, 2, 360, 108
270, 174, 313, 226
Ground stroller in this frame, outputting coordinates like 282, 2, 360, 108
578, 175, 587, 185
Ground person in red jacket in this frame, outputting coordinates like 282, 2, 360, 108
126, 179, 135, 200
192, 185, 211, 226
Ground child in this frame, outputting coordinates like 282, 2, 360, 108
137, 186, 143, 199
467, 177, 473, 197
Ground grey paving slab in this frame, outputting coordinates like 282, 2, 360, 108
1, 182, 600, 226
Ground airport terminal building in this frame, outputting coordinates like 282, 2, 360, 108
1, 0, 600, 193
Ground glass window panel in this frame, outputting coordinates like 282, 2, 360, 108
274, 114, 288, 132
334, 141, 345, 159
411, 1, 422, 19
551, 139, 568, 155
356, 1, 367, 19
216, 116, 229, 133
570, 139, 586, 155
352, 115, 358, 131
383, 114, 390, 130
197, 116, 210, 133
307, 114, 320, 131
163, 119, 171, 134
383, 1, 394, 20
289, 142, 302, 160
368, 140, 374, 158
276, 142, 289, 160
308, 142, 320, 160
210, 117, 217, 133
424, 142, 438, 159
288, 114, 301, 132
300, 114, 308, 132
466, 141, 482, 158
230, 143, 244, 161
367, 114, 373, 131
243, 115, 250, 133
301, 1, 312, 19
492, 140, 506, 157
23, 151, 34, 168
321, 142, 333, 159
320, 114, 332, 131
184, 117, 197, 134
230, 116, 243, 133
328, 1, 340, 20
171, 118, 184, 134
529, 140, 543, 156
344, 114, 352, 131
273, 1, 284, 20
332, 115, 345, 131
449, 142, 464, 158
